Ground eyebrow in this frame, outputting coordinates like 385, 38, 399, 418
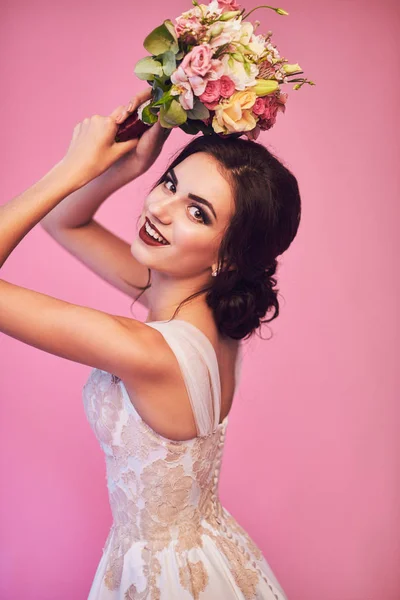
169, 168, 217, 221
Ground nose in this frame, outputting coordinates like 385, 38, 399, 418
148, 197, 175, 225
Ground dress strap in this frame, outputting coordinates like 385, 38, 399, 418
145, 319, 223, 436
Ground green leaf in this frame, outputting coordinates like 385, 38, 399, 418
228, 55, 235, 69
164, 19, 179, 46
151, 89, 173, 107
186, 99, 210, 120
243, 60, 251, 76
159, 99, 187, 128
141, 104, 159, 124
134, 56, 163, 80
152, 82, 165, 103
144, 21, 179, 55
152, 77, 169, 93
160, 51, 176, 77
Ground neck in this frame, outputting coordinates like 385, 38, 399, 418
144, 269, 213, 323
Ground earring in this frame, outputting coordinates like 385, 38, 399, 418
211, 268, 219, 277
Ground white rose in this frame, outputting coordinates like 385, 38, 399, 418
209, 18, 242, 49
232, 21, 253, 45
221, 53, 259, 90
248, 33, 267, 57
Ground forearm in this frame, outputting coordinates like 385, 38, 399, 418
0, 161, 82, 269
41, 163, 132, 230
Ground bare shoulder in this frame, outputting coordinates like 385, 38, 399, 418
119, 318, 199, 441
115, 316, 173, 378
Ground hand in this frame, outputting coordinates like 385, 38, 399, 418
61, 88, 171, 189
107, 89, 172, 185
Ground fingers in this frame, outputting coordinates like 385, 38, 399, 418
109, 88, 153, 123
127, 87, 153, 111
115, 105, 129, 123
71, 122, 81, 142
110, 104, 128, 122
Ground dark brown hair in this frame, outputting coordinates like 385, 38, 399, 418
128, 133, 301, 341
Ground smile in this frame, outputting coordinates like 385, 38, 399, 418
139, 218, 170, 246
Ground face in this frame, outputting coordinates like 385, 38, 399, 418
131, 152, 235, 280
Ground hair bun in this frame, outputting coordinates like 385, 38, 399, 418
206, 261, 280, 340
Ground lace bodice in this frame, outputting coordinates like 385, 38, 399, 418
82, 319, 287, 600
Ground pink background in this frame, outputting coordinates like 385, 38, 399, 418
1, 1, 399, 598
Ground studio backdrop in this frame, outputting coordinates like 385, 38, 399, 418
0, 1, 399, 599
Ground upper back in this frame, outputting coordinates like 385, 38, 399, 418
121, 318, 243, 441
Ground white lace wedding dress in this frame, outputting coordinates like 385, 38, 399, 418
82, 318, 288, 599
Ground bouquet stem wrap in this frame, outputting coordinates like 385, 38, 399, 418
115, 101, 154, 143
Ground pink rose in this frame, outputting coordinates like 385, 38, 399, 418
256, 97, 279, 130
254, 93, 287, 132
199, 79, 221, 104
175, 15, 202, 38
217, 0, 240, 10
203, 99, 221, 110
252, 97, 266, 115
262, 96, 279, 122
180, 44, 213, 78
219, 75, 236, 98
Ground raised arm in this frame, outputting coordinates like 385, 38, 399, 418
0, 92, 172, 378
40, 89, 171, 307
41, 160, 152, 307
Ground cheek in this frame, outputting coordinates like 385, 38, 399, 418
176, 232, 220, 272
174, 226, 215, 254
175, 226, 200, 247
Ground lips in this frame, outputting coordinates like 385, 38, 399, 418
145, 217, 170, 244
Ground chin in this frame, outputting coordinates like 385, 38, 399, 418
130, 240, 164, 273
130, 239, 149, 262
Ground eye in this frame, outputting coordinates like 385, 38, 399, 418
163, 177, 176, 193
162, 174, 210, 225
188, 204, 208, 224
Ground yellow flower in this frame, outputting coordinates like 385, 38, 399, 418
282, 63, 302, 75
212, 89, 258, 134
252, 78, 279, 96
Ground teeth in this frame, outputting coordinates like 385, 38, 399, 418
145, 221, 168, 244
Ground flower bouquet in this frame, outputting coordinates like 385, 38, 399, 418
115, 0, 314, 143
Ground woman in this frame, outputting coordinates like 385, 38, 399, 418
0, 87, 300, 599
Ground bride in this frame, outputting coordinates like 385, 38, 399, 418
0, 87, 300, 599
